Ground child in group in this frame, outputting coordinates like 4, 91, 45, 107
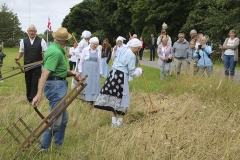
186, 40, 198, 75
0, 45, 6, 82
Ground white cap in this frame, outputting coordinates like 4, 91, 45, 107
81, 30, 91, 38
89, 37, 99, 44
116, 36, 126, 42
127, 38, 142, 47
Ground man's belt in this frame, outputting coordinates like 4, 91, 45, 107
47, 77, 66, 81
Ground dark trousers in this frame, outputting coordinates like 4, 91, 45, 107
69, 61, 76, 70
139, 49, 144, 60
24, 65, 41, 102
150, 46, 156, 61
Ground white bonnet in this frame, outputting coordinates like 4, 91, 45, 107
127, 38, 142, 47
116, 36, 126, 42
81, 30, 91, 38
89, 37, 99, 44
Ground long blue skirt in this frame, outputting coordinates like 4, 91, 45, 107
102, 57, 110, 78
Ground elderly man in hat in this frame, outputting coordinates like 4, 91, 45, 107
32, 27, 80, 151
15, 24, 47, 103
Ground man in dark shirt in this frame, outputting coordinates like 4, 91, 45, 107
149, 34, 157, 61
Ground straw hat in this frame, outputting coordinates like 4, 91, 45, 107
52, 27, 72, 41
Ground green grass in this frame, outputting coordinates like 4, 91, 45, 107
1, 47, 240, 160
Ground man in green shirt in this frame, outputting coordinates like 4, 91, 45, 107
32, 27, 80, 150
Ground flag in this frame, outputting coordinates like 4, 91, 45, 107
47, 17, 52, 30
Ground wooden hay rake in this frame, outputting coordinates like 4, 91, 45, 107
0, 75, 88, 159
0, 61, 43, 81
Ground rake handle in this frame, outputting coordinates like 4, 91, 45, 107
72, 34, 78, 43
33, 107, 45, 120
137, 56, 155, 108
15, 61, 24, 73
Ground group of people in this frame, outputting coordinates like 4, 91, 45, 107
1, 22, 238, 152
8, 24, 143, 151
156, 28, 239, 81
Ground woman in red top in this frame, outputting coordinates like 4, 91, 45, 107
139, 37, 146, 60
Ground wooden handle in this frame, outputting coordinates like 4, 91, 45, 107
129, 32, 132, 37
72, 34, 78, 43
33, 107, 45, 120
15, 61, 24, 73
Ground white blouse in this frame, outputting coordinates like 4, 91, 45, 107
78, 46, 102, 74
224, 38, 236, 55
69, 47, 77, 62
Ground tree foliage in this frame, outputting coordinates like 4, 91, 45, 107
61, 0, 240, 47
61, 0, 98, 41
142, 24, 157, 47
181, 0, 240, 48
0, 3, 23, 47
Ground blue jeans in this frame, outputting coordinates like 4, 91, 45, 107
160, 61, 170, 80
40, 80, 68, 149
224, 55, 236, 76
149, 46, 156, 60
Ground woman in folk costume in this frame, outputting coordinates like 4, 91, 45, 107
112, 36, 127, 60
94, 38, 143, 127
71, 30, 91, 89
101, 38, 112, 78
78, 37, 102, 104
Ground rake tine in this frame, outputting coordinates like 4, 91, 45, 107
20, 75, 88, 148
0, 123, 31, 160
0, 115, 24, 143
0, 71, 22, 81
18, 117, 33, 134
5, 128, 21, 144
0, 61, 43, 81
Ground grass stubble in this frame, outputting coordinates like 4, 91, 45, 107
0, 48, 240, 159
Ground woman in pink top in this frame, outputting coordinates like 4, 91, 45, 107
157, 37, 173, 80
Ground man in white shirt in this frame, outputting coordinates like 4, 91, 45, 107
15, 24, 47, 103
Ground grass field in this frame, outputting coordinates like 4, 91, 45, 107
1, 47, 240, 159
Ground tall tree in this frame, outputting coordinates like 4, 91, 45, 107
131, 0, 196, 41
61, 0, 98, 41
181, 0, 240, 48
0, 3, 23, 47
43, 30, 53, 42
